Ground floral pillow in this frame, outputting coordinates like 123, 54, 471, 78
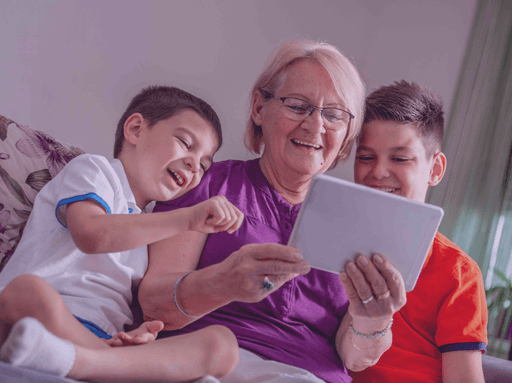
0, 114, 84, 273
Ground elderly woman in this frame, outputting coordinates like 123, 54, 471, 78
139, 40, 406, 383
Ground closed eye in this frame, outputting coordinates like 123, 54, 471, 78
392, 157, 409, 163
323, 112, 342, 122
286, 105, 310, 114
178, 138, 190, 149
356, 155, 374, 162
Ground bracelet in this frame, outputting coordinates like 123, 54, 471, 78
349, 319, 393, 339
173, 271, 200, 318
349, 331, 384, 351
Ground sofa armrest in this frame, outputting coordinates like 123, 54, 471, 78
482, 354, 512, 383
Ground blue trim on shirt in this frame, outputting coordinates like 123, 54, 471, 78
439, 342, 487, 353
128, 208, 133, 213
75, 316, 112, 340
56, 193, 112, 227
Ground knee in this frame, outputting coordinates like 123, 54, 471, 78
0, 274, 63, 322
200, 325, 239, 378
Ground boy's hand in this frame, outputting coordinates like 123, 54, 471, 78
104, 320, 164, 347
188, 196, 244, 234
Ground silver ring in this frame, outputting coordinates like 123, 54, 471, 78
377, 290, 391, 300
262, 277, 274, 291
361, 295, 374, 304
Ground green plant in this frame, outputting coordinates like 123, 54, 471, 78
486, 269, 512, 358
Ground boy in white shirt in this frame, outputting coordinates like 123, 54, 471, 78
0, 86, 244, 381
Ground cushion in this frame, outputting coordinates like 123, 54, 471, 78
0, 114, 84, 273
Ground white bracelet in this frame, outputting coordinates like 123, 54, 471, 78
173, 271, 200, 318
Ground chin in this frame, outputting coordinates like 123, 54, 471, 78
288, 161, 325, 176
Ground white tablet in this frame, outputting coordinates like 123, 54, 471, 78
287, 174, 444, 291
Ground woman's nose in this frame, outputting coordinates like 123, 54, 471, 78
301, 109, 326, 135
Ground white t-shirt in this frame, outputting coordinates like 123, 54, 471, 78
0, 154, 148, 335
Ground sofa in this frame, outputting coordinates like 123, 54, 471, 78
0, 114, 512, 382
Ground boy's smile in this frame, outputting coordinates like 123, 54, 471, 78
354, 120, 445, 203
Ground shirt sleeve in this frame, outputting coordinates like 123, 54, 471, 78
435, 255, 488, 353
51, 155, 119, 227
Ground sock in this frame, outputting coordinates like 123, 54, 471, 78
0, 317, 76, 377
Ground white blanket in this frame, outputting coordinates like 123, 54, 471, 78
195, 348, 326, 383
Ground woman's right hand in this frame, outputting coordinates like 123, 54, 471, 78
215, 243, 311, 303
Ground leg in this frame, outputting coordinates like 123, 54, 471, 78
70, 325, 239, 382
0, 274, 109, 349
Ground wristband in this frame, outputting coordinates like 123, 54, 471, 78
173, 271, 200, 318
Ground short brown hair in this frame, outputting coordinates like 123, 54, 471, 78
114, 86, 222, 158
245, 39, 365, 169
363, 80, 444, 156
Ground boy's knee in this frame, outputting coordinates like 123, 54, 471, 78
200, 325, 239, 377
0, 274, 64, 322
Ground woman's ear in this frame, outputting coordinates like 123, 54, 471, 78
123, 113, 145, 145
428, 152, 447, 186
251, 90, 265, 126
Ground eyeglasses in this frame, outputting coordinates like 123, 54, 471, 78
259, 88, 354, 130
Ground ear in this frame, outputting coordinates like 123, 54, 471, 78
428, 152, 447, 186
251, 90, 266, 127
123, 113, 145, 145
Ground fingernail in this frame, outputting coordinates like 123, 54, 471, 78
294, 252, 303, 260
340, 272, 348, 282
358, 256, 368, 266
374, 254, 383, 263
348, 262, 357, 272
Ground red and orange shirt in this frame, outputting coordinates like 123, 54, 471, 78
350, 232, 487, 382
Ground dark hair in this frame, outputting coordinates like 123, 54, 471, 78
114, 86, 222, 158
363, 80, 444, 157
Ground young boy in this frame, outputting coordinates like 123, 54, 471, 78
350, 81, 487, 382
0, 86, 243, 381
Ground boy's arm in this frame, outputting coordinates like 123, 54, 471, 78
442, 350, 485, 383
66, 195, 243, 254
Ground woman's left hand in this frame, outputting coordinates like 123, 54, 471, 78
339, 254, 407, 331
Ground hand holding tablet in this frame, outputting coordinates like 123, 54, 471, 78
288, 174, 444, 291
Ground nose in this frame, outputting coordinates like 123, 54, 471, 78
184, 155, 200, 172
369, 159, 390, 180
301, 108, 326, 135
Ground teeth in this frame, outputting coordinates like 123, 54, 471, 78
169, 170, 184, 186
292, 139, 321, 149
373, 187, 397, 193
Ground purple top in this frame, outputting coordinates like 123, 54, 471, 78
154, 159, 351, 383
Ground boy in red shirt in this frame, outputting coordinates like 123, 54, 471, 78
350, 80, 487, 382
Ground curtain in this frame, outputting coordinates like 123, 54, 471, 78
426, 0, 512, 287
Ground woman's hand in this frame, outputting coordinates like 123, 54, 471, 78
340, 254, 406, 332
215, 243, 311, 303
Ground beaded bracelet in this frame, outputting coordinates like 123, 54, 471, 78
173, 271, 200, 318
349, 319, 393, 339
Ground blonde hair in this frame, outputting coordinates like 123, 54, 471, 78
244, 39, 365, 168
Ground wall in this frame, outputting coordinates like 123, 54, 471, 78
1, 0, 476, 181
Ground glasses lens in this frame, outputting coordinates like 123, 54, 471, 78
322, 108, 350, 124
282, 98, 312, 120
280, 97, 350, 130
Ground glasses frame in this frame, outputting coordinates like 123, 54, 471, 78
259, 88, 354, 126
